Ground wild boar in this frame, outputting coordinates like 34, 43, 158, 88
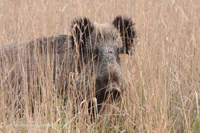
0, 16, 136, 119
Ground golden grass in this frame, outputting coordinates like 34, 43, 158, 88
0, 0, 200, 132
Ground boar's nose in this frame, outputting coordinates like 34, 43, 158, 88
105, 82, 121, 100
96, 65, 123, 88
95, 68, 123, 103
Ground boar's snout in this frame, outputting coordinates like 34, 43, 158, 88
95, 53, 123, 103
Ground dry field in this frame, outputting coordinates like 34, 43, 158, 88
0, 0, 200, 132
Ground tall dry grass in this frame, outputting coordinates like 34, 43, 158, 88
0, 0, 200, 132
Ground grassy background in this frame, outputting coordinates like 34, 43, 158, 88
0, 0, 200, 132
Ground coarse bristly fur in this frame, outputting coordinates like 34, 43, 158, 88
1, 15, 136, 120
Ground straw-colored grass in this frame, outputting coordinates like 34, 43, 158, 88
0, 0, 199, 132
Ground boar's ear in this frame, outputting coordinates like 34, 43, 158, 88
113, 16, 136, 54
70, 17, 94, 54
